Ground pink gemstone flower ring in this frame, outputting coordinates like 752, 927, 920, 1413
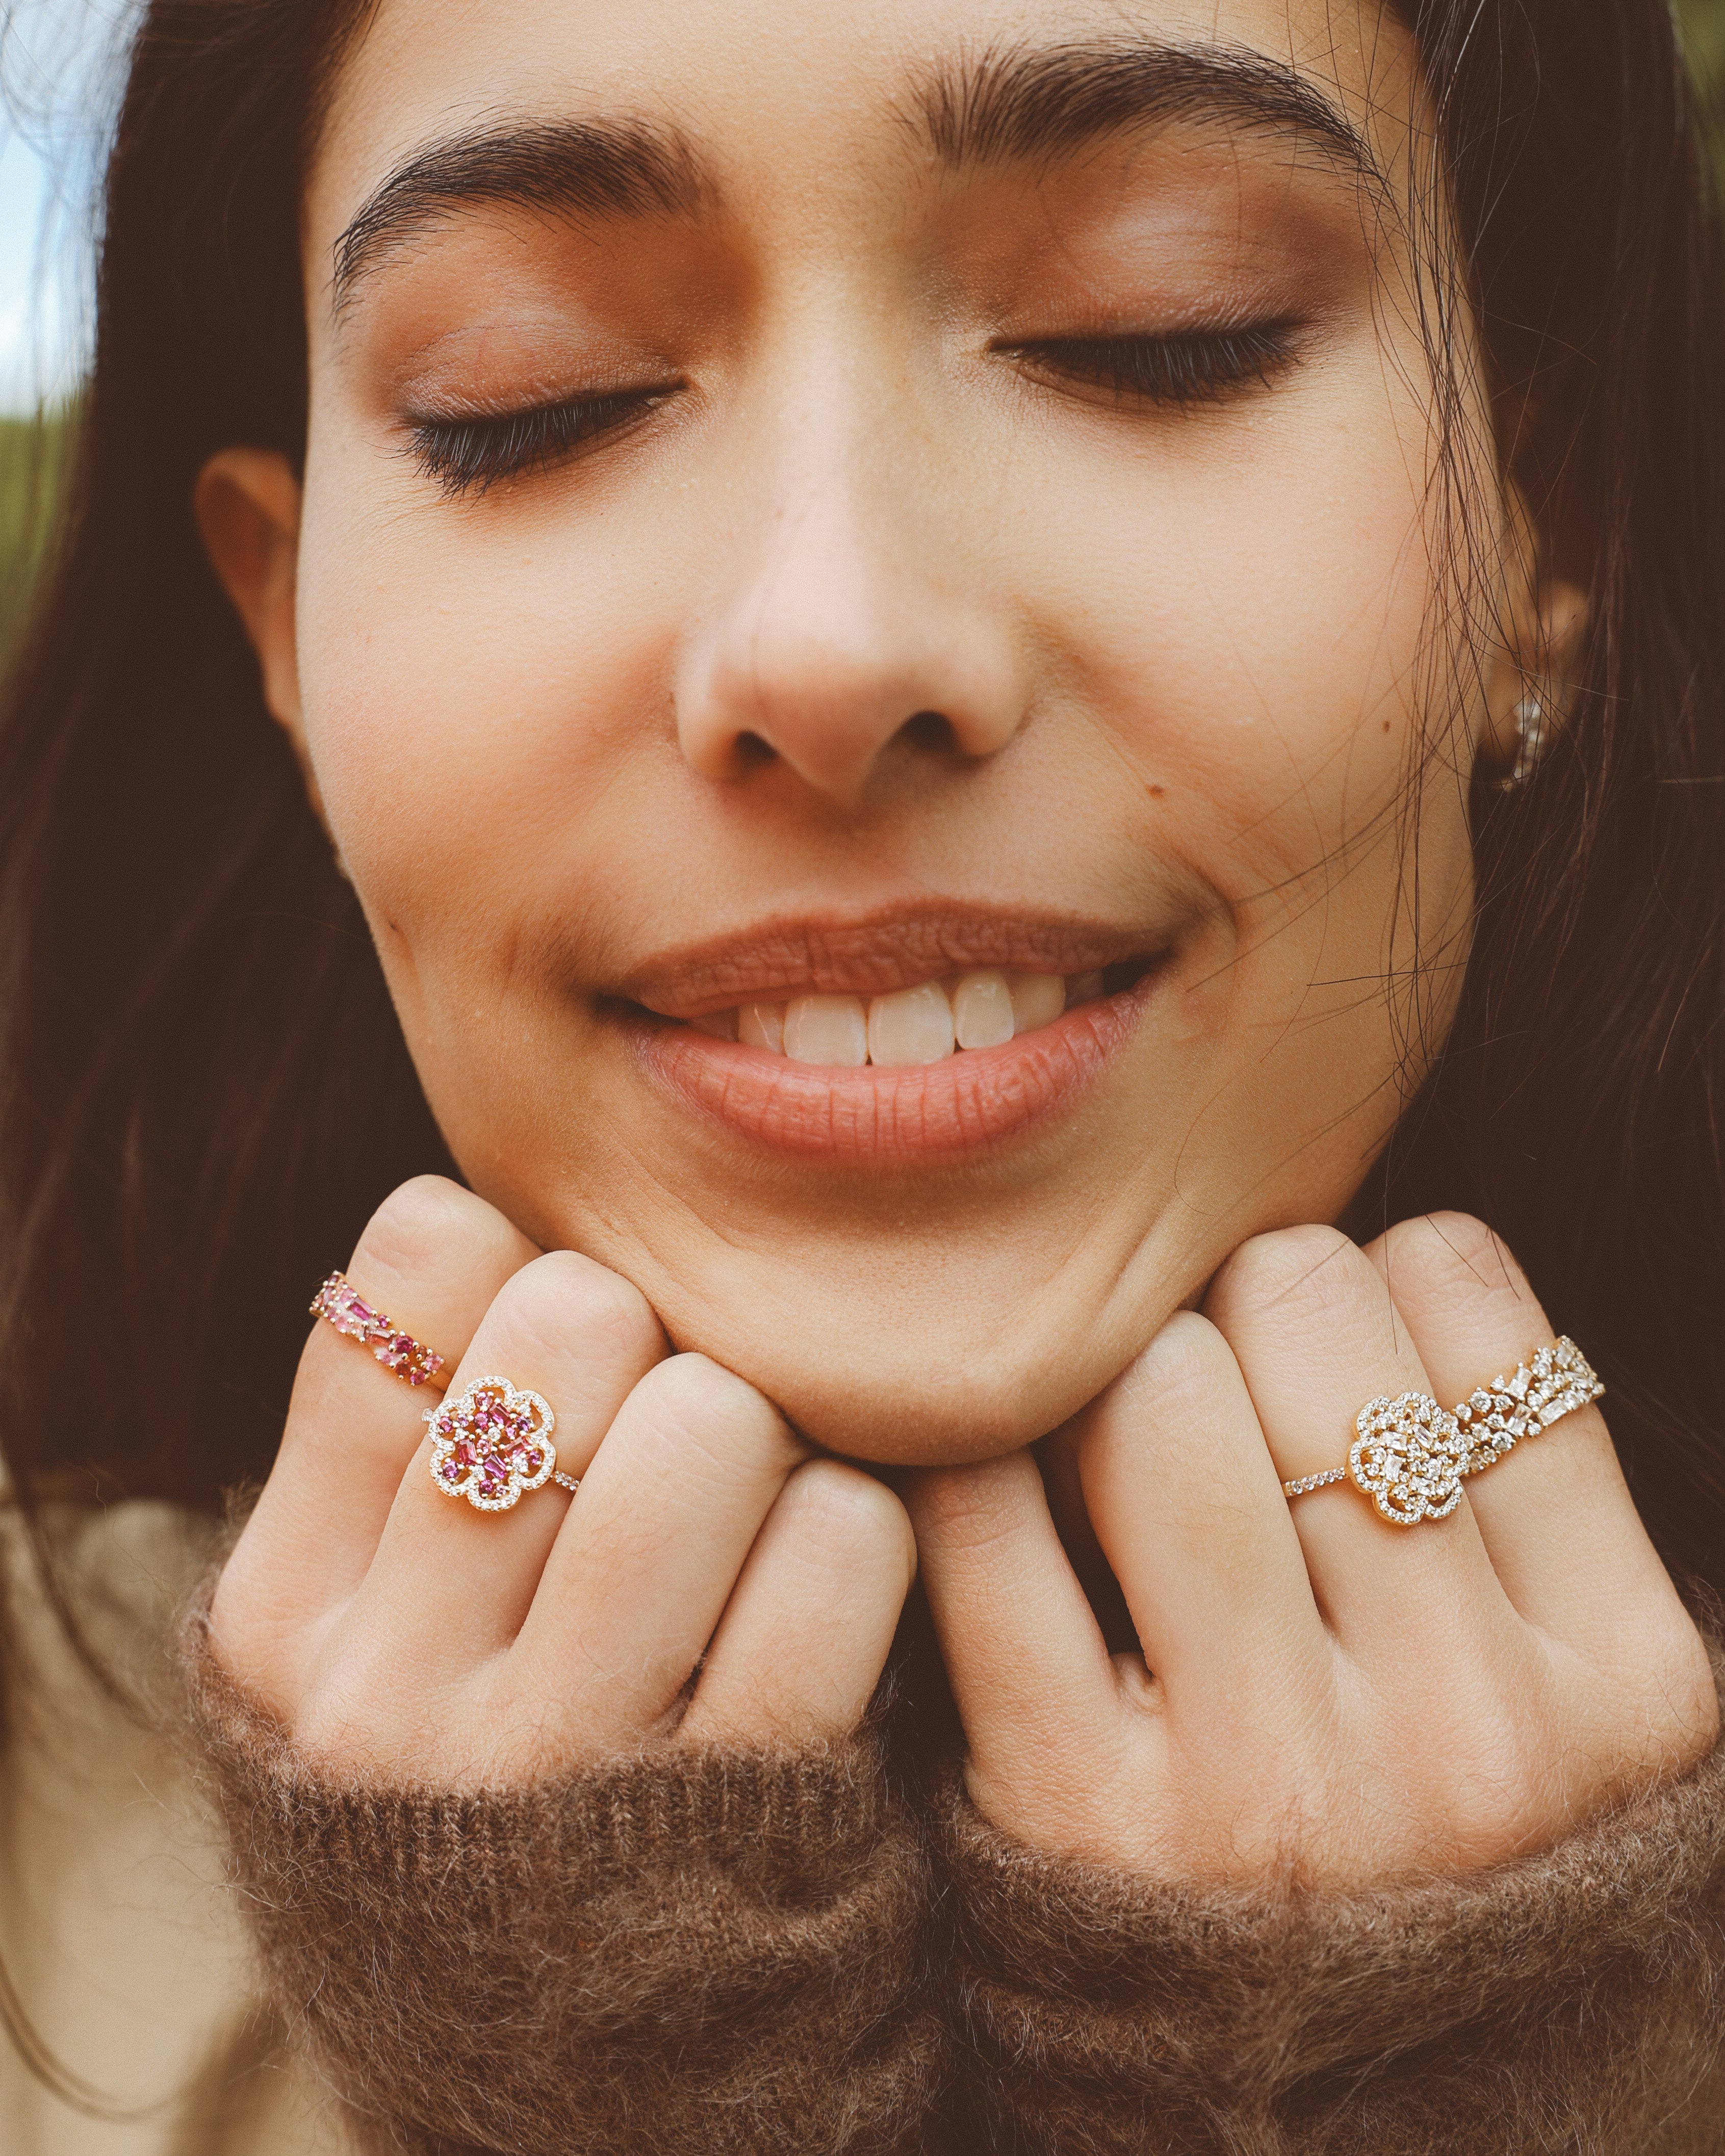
425, 1374, 577, 1513
1282, 1337, 1604, 1527
311, 1271, 447, 1390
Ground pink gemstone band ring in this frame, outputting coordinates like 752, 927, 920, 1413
311, 1271, 447, 1390
1283, 1336, 1604, 1527
426, 1374, 578, 1512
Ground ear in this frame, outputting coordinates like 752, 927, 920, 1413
196, 450, 343, 853
194, 448, 343, 846
1480, 487, 1589, 776
195, 448, 302, 720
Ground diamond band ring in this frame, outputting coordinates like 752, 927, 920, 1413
1283, 1337, 1604, 1527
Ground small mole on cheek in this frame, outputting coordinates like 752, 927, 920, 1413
1382, 720, 1392, 733
1147, 783, 1167, 798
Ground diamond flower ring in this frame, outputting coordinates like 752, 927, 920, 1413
1283, 1337, 1604, 1527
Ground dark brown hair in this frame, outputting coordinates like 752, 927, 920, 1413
0, 0, 1721, 1638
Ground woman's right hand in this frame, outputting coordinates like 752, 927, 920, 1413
209, 1177, 916, 1784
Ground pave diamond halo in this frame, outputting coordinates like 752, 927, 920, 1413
1349, 1391, 1469, 1526
426, 1374, 564, 1512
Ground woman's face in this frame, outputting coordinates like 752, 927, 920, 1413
264, 0, 1514, 1461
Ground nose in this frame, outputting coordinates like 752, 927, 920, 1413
674, 467, 1026, 812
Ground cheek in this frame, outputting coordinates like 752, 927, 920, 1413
1026, 407, 1443, 896
291, 448, 680, 962
1014, 384, 1476, 1108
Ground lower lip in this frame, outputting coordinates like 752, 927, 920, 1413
631, 973, 1156, 1165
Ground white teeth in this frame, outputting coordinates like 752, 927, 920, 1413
952, 971, 1016, 1050
783, 994, 869, 1066
1009, 972, 1066, 1034
738, 1001, 786, 1052
867, 981, 957, 1067
699, 968, 1088, 1063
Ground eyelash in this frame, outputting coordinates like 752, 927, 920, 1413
1004, 323, 1300, 406
403, 323, 1297, 497
405, 387, 675, 497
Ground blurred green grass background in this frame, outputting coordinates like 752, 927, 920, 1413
0, 410, 69, 658
5, 1, 1725, 666
1689, 0, 1725, 96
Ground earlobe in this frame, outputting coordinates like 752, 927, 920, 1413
194, 447, 305, 735
1482, 578, 1589, 788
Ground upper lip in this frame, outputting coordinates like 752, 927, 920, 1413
611, 901, 1162, 1018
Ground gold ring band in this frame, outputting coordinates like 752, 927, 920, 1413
1283, 1337, 1604, 1527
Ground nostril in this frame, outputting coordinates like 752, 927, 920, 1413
898, 710, 957, 754
734, 730, 777, 769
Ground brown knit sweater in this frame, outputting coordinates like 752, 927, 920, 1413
185, 1613, 1725, 2156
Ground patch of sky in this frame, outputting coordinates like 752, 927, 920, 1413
0, 0, 136, 414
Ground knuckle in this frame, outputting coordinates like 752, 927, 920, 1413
908, 1459, 1028, 1558
206, 1568, 290, 1710
490, 1250, 662, 1369
1113, 1310, 1237, 1421
1378, 1212, 1535, 1329
355, 1176, 524, 1289
781, 1460, 916, 1578
1208, 1222, 1359, 1328
292, 1687, 406, 1775
1640, 1608, 1721, 1767
638, 1353, 799, 1463
1450, 1739, 1556, 1854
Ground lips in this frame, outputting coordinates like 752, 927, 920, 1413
606, 906, 1166, 1164
614, 902, 1151, 1015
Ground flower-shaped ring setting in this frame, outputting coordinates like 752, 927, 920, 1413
426, 1375, 572, 1512
1348, 1392, 1469, 1526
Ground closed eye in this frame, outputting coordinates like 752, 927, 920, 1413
999, 323, 1300, 408
403, 383, 682, 497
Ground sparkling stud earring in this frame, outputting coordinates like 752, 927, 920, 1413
1496, 695, 1547, 791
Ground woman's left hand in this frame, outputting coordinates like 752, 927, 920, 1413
908, 1213, 1719, 1883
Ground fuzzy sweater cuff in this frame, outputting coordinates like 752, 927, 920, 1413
184, 1624, 941, 2156
932, 1681, 1725, 2154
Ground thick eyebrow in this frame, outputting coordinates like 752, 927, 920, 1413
330, 119, 712, 316
913, 40, 1379, 184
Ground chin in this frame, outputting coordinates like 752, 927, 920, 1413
653, 1292, 1129, 1465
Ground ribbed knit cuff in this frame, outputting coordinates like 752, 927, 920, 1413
184, 1616, 942, 2156
933, 1644, 1725, 2155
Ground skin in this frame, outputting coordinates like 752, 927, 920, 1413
201, 0, 1716, 1882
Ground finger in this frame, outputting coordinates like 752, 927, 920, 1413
680, 1462, 916, 1745
908, 1451, 1120, 1825
506, 1355, 808, 1745
214, 1178, 536, 1667
1073, 1312, 1330, 1718
1365, 1213, 1682, 1656
352, 1250, 667, 1673
1204, 1225, 1508, 1659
